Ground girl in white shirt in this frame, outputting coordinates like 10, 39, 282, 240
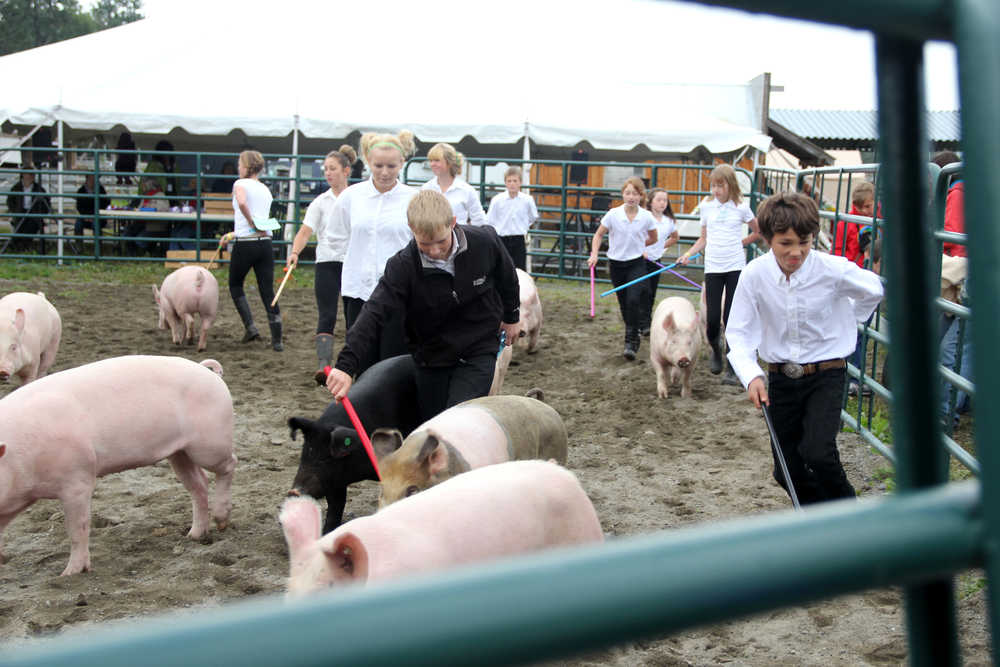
421, 142, 487, 225
587, 177, 658, 360
640, 187, 680, 335
227, 150, 284, 351
679, 164, 761, 383
331, 130, 418, 375
485, 166, 539, 270
286, 144, 357, 384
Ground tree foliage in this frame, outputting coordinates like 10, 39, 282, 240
0, 0, 144, 56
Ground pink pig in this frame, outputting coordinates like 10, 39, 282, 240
279, 460, 603, 596
0, 291, 61, 385
514, 268, 542, 353
650, 296, 702, 399
153, 265, 219, 352
0, 355, 236, 575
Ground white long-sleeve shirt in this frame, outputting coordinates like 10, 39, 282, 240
485, 191, 538, 236
422, 177, 487, 225
301, 188, 347, 262
600, 205, 656, 261
333, 178, 417, 300
699, 197, 755, 273
726, 249, 884, 388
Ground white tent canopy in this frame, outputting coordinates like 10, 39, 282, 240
0, 0, 771, 157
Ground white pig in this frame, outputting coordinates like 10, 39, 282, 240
0, 292, 61, 386
515, 268, 542, 353
650, 296, 701, 399
153, 265, 219, 352
0, 355, 236, 575
488, 343, 513, 396
279, 460, 603, 596
372, 393, 567, 507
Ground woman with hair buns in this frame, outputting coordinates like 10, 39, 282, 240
421, 142, 486, 225
327, 129, 418, 375
287, 144, 358, 384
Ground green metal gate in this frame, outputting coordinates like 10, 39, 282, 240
0, 0, 996, 665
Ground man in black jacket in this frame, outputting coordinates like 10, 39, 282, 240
327, 190, 520, 420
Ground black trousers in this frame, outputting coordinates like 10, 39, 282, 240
608, 257, 648, 333
343, 296, 408, 376
641, 258, 662, 329
314, 261, 343, 334
704, 270, 741, 343
229, 239, 279, 317
414, 353, 496, 422
500, 235, 526, 271
767, 367, 856, 504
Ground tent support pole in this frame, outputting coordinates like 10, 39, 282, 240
522, 122, 533, 273
57, 119, 64, 264
286, 114, 300, 253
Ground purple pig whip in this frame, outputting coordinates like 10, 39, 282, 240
651, 259, 702, 290
761, 404, 801, 510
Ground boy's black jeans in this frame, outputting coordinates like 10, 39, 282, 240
767, 367, 856, 504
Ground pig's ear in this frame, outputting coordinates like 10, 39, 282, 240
279, 497, 323, 555
287, 417, 314, 442
417, 434, 449, 476
330, 426, 360, 459
13, 308, 25, 335
325, 532, 369, 583
663, 312, 676, 331
371, 429, 403, 460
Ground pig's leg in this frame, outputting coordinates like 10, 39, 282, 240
59, 484, 96, 575
207, 453, 237, 531
653, 359, 669, 399
322, 486, 348, 534
17, 359, 40, 385
527, 327, 540, 354
167, 451, 212, 539
183, 313, 196, 345
197, 315, 214, 352
165, 310, 183, 345
680, 366, 693, 399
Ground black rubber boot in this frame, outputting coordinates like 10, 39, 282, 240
314, 333, 334, 385
721, 361, 741, 386
233, 295, 260, 342
268, 314, 283, 352
708, 336, 723, 375
623, 328, 639, 361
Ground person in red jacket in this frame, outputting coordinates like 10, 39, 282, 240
832, 181, 874, 267
932, 151, 965, 257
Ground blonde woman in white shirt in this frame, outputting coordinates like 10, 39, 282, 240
286, 144, 357, 384
679, 164, 761, 383
421, 142, 487, 225
485, 166, 539, 270
225, 150, 284, 351
726, 192, 882, 504
330, 130, 417, 374
640, 187, 680, 336
587, 177, 658, 360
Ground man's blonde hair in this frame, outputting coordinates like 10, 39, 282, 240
407, 190, 454, 237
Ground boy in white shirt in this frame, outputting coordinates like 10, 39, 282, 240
726, 192, 883, 504
485, 166, 539, 270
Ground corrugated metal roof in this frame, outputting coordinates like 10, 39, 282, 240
770, 109, 961, 143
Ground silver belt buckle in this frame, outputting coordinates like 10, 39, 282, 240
781, 363, 804, 379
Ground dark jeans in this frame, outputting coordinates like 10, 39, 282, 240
228, 238, 279, 318
768, 367, 856, 504
414, 353, 496, 422
704, 270, 741, 343
641, 259, 662, 330
314, 261, 343, 334
500, 235, 526, 271
608, 257, 648, 333
343, 296, 408, 377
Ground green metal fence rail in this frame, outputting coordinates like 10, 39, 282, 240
0, 0, 996, 660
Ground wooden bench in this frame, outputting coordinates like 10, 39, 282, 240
200, 194, 232, 216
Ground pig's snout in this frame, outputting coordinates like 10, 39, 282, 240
677, 357, 691, 368
0, 371, 9, 382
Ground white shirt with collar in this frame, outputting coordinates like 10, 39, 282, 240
726, 248, 884, 388
699, 197, 755, 273
334, 178, 417, 300
422, 177, 487, 225
486, 191, 539, 236
600, 204, 656, 261
302, 188, 347, 263
644, 214, 677, 261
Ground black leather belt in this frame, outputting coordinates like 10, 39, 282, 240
768, 358, 846, 379
233, 236, 270, 242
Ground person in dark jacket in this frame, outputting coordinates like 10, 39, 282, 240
6, 168, 50, 253
74, 173, 111, 237
326, 190, 520, 420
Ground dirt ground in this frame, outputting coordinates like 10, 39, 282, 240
0, 271, 990, 665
